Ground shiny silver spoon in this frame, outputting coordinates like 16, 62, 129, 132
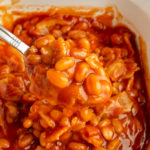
0, 25, 30, 53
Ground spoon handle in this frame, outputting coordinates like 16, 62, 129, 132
0, 25, 30, 53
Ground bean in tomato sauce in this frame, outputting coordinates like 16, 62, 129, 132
0, 7, 149, 150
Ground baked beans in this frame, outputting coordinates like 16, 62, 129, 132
0, 6, 148, 150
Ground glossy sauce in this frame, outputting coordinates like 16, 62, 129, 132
0, 6, 148, 150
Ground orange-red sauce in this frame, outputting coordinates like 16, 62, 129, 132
0, 7, 148, 150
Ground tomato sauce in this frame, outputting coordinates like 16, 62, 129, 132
0, 6, 149, 150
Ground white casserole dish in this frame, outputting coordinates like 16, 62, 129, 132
0, 0, 149, 148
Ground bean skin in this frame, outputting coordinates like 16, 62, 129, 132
55, 56, 75, 71
47, 69, 69, 88
85, 74, 101, 96
75, 62, 90, 82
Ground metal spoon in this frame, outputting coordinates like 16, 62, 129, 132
0, 25, 30, 53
